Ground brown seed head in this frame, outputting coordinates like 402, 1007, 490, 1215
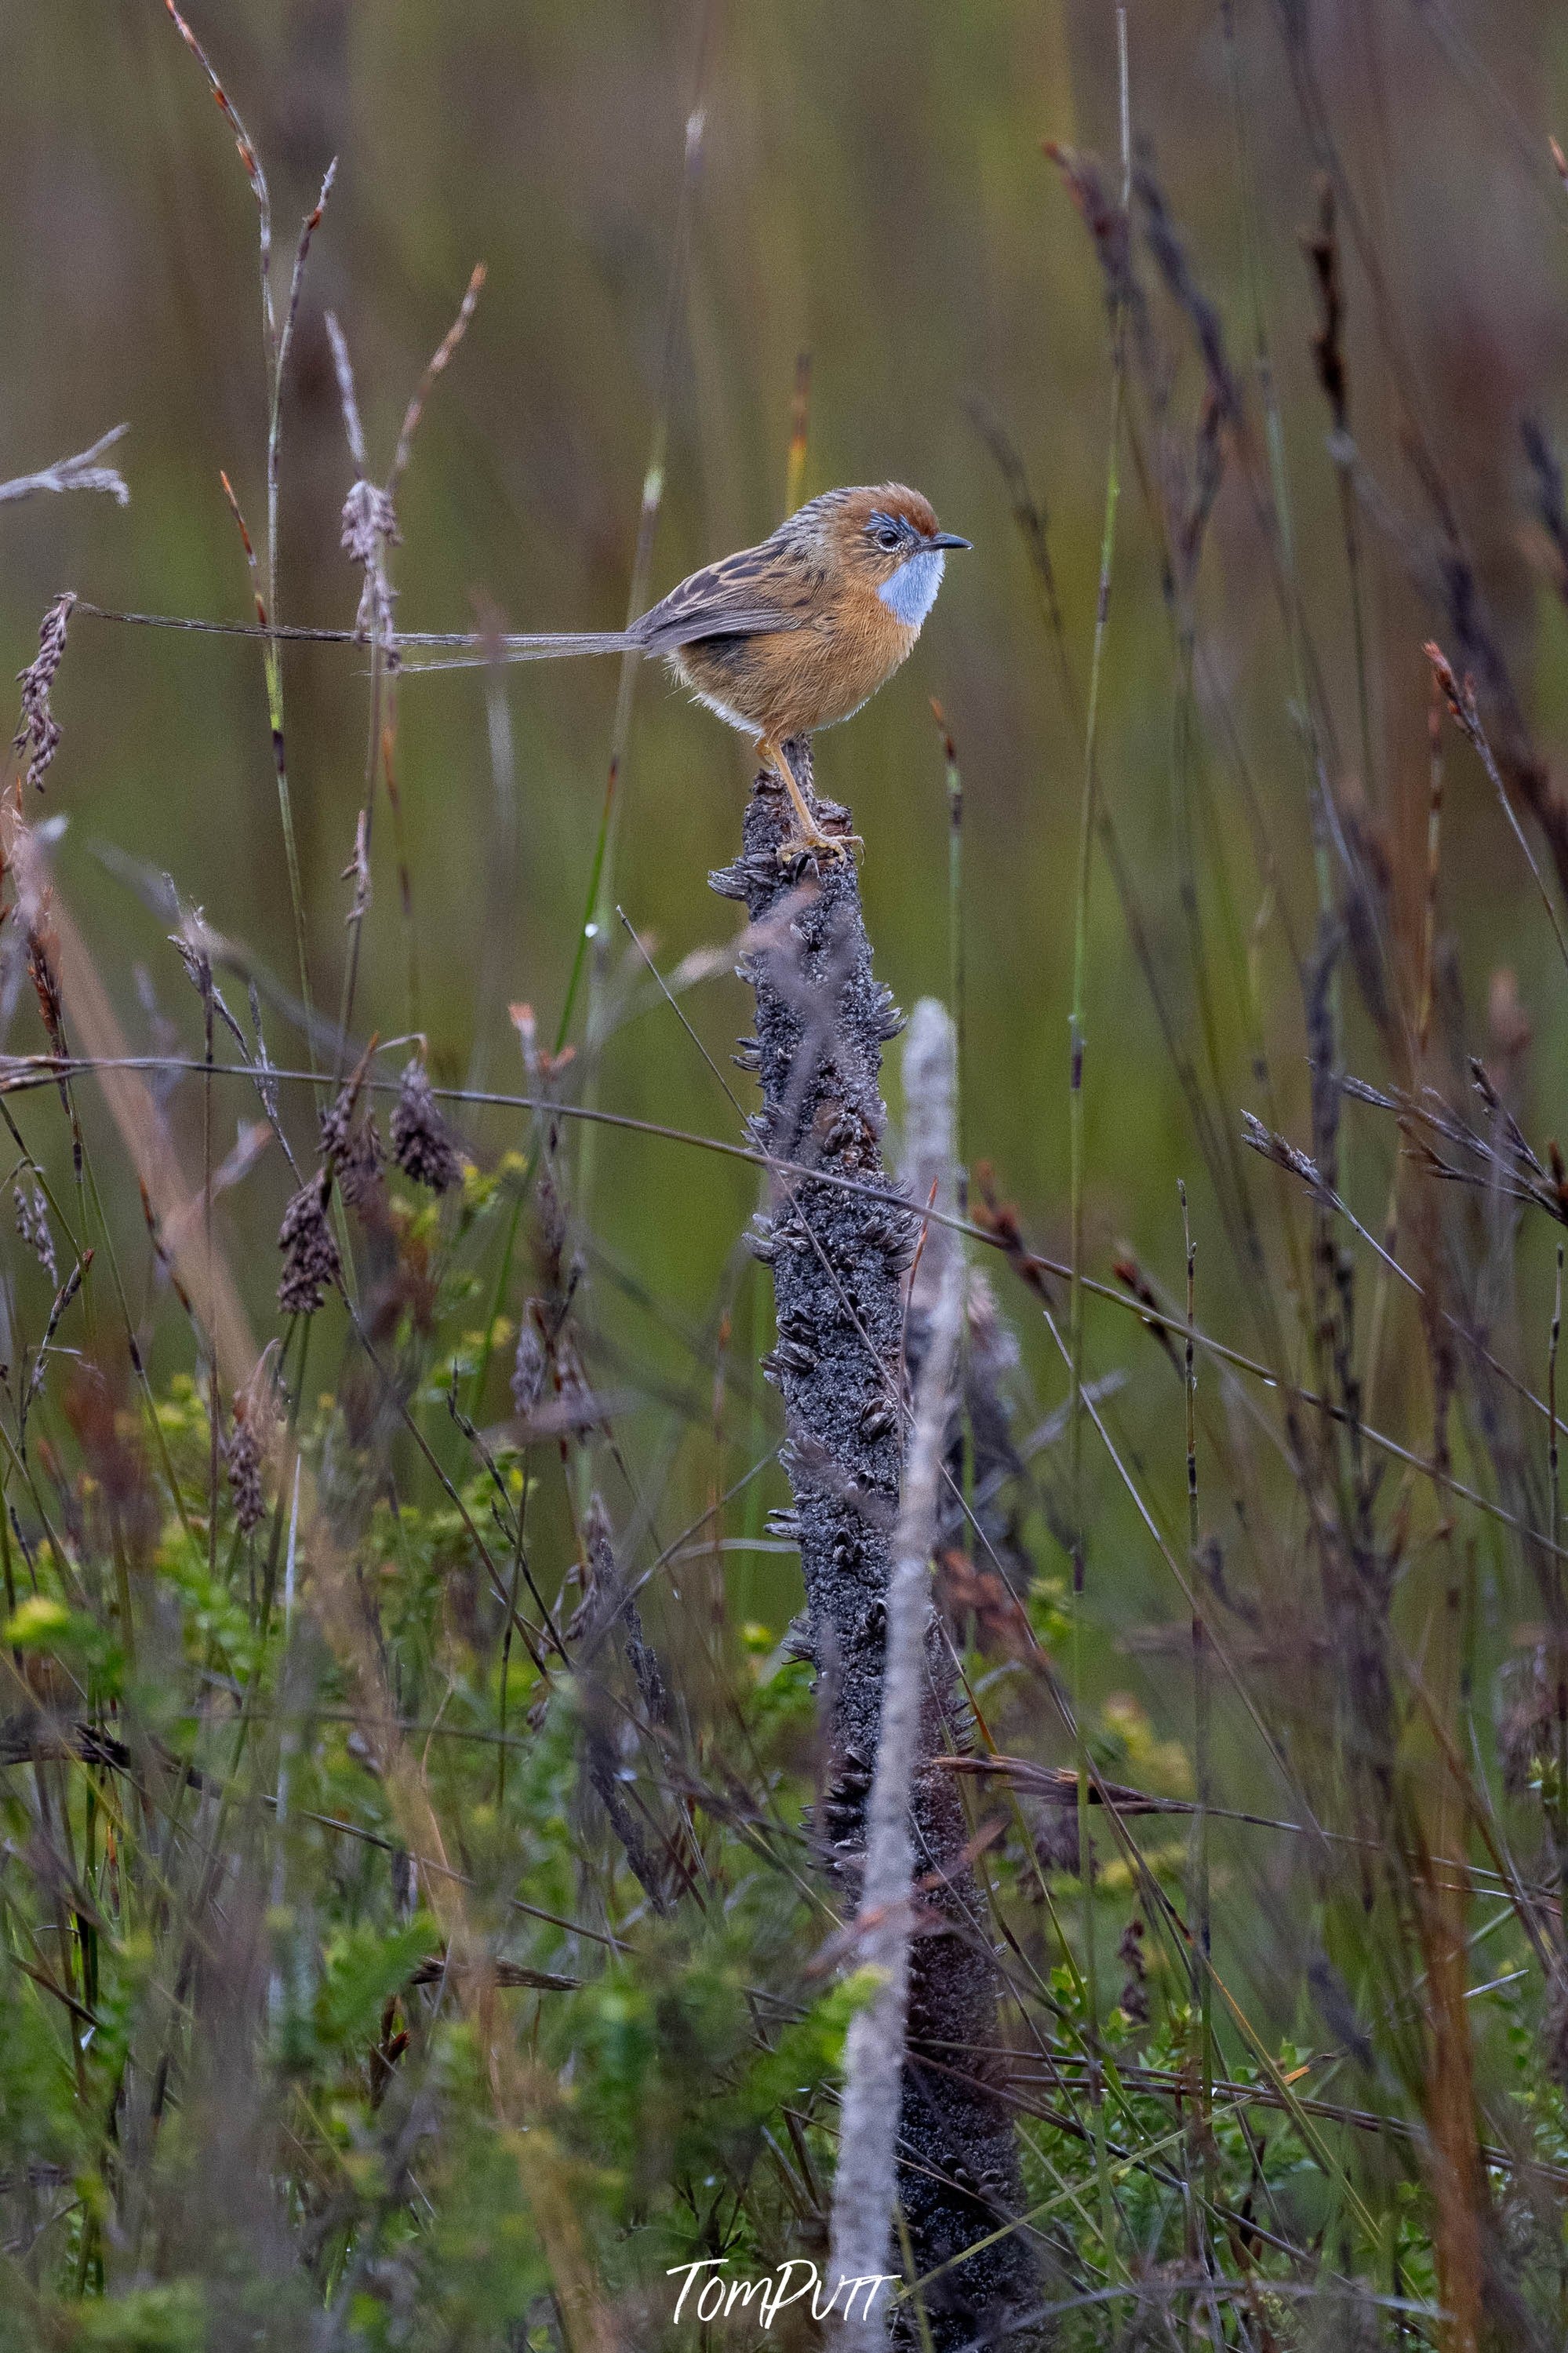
278, 1171, 341, 1315
391, 1058, 463, 1193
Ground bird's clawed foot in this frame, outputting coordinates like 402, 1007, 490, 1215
777, 821, 862, 867
759, 738, 862, 867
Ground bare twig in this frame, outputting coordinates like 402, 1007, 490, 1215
0, 425, 129, 510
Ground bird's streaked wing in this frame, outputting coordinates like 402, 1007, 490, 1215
633, 552, 809, 654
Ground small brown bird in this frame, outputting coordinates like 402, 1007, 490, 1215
412, 484, 970, 857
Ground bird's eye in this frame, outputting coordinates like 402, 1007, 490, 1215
875, 526, 900, 551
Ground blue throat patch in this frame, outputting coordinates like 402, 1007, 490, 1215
877, 548, 944, 628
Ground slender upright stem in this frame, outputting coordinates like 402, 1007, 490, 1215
562, 54, 713, 1069
1181, 1180, 1214, 2235
1553, 1245, 1563, 1569
1068, 364, 1124, 1589
1552, 1246, 1566, 1918
205, 980, 218, 1579
264, 303, 318, 1071
1068, 9, 1129, 2267
933, 703, 966, 1201
1221, 0, 1331, 930
784, 349, 811, 519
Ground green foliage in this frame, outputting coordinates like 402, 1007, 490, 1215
553, 1920, 864, 2244
0, 1983, 83, 2174
64, 2287, 206, 2353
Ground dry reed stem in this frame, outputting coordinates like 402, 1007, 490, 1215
830, 1012, 965, 2348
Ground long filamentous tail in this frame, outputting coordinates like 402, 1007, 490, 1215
70, 603, 646, 671
395, 629, 641, 674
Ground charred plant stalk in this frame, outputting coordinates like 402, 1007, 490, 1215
713, 754, 1036, 2348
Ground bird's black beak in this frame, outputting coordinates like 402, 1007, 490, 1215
927, 531, 972, 552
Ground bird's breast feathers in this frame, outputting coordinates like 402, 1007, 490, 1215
663, 552, 931, 738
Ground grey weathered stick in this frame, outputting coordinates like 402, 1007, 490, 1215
713, 764, 1037, 2348
902, 997, 967, 1562
0, 424, 129, 508
831, 1091, 963, 2346
902, 997, 962, 1324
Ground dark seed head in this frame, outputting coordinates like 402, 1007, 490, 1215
224, 1402, 266, 1535
337, 1114, 385, 1210
391, 1059, 463, 1193
278, 1171, 341, 1316
13, 592, 75, 792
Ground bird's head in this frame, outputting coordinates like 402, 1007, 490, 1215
799, 483, 971, 628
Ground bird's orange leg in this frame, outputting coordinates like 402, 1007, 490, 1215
757, 737, 861, 864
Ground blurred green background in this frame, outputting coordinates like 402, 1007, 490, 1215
6, 0, 1568, 1642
